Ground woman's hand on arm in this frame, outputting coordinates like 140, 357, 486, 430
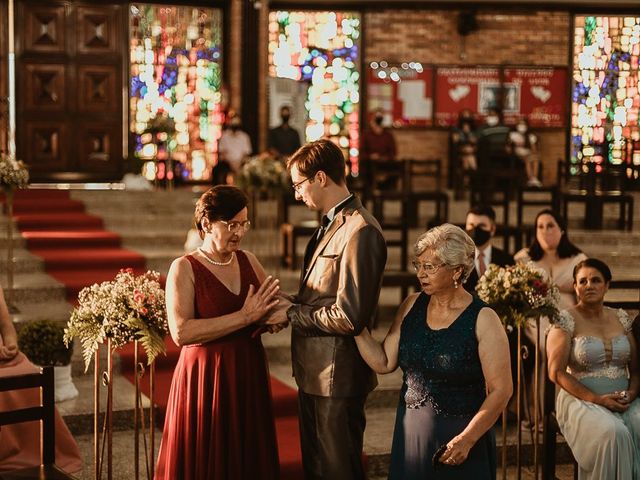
547, 326, 628, 412
441, 308, 512, 465
354, 293, 417, 374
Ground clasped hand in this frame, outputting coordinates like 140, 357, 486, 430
598, 391, 632, 412
0, 343, 18, 361
241, 276, 281, 324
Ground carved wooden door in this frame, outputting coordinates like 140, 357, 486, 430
16, 1, 123, 181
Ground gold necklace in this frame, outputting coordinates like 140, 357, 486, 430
198, 248, 235, 266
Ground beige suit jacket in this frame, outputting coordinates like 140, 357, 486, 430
288, 196, 387, 397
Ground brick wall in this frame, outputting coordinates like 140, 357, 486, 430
363, 9, 571, 184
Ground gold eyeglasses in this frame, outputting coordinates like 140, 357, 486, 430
219, 220, 251, 233
411, 261, 446, 274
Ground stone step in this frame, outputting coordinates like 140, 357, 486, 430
1, 272, 67, 303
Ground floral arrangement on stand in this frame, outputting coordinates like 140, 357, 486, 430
1, 153, 29, 309
0, 153, 29, 191
476, 262, 560, 331
64, 268, 169, 371
236, 152, 289, 198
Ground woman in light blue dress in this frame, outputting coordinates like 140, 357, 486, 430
547, 258, 640, 480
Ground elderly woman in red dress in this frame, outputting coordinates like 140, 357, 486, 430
155, 186, 287, 480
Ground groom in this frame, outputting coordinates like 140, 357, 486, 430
272, 139, 387, 480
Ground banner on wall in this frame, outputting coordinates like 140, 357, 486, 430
367, 66, 433, 127
434, 66, 567, 128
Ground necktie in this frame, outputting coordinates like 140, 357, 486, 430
303, 215, 330, 270
478, 253, 487, 276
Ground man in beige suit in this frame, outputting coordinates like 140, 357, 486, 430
272, 139, 387, 480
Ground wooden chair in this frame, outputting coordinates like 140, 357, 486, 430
403, 159, 449, 228
516, 185, 560, 229
0, 366, 77, 479
560, 163, 634, 231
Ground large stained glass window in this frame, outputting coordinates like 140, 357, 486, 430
130, 5, 223, 182
571, 16, 640, 182
268, 11, 361, 174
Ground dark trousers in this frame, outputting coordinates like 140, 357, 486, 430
298, 391, 367, 480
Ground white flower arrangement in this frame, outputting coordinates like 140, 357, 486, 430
236, 152, 289, 197
476, 262, 560, 329
0, 153, 29, 191
64, 269, 169, 371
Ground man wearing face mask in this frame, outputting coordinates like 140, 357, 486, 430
215, 114, 253, 185
268, 105, 302, 157
464, 204, 514, 293
360, 109, 397, 188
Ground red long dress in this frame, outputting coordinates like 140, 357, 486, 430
155, 251, 279, 480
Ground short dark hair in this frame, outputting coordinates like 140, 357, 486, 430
573, 258, 612, 284
467, 204, 496, 222
194, 186, 248, 239
528, 209, 582, 261
287, 139, 346, 186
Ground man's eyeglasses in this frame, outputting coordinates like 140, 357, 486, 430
292, 176, 312, 193
219, 220, 251, 233
412, 261, 446, 274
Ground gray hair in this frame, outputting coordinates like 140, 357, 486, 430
414, 223, 475, 282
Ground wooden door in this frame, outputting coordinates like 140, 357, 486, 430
16, 1, 123, 182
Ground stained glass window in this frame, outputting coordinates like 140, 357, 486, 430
268, 11, 361, 174
129, 4, 223, 182
571, 16, 640, 181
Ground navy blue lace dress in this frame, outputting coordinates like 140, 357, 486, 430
388, 293, 496, 480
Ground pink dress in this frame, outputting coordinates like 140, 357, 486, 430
0, 353, 83, 473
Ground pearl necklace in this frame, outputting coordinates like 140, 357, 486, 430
198, 248, 235, 266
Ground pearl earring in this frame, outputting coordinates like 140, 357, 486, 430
453, 278, 459, 289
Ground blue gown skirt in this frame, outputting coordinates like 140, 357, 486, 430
388, 397, 496, 480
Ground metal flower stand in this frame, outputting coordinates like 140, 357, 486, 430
133, 339, 156, 480
501, 318, 543, 480
93, 339, 156, 480
94, 340, 113, 480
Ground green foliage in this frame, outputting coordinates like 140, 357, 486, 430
18, 320, 73, 366
64, 269, 168, 372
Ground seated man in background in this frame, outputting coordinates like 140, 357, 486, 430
464, 204, 514, 293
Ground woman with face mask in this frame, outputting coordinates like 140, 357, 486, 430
514, 209, 587, 429
509, 118, 541, 187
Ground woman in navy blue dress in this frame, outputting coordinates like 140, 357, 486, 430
355, 224, 512, 479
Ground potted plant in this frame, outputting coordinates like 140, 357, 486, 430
17, 319, 79, 402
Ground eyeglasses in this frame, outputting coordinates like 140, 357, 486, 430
411, 261, 446, 274
219, 220, 251, 233
292, 176, 312, 193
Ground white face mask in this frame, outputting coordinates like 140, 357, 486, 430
486, 116, 499, 126
517, 125, 527, 133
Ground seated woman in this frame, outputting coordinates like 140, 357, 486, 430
355, 224, 512, 479
547, 258, 640, 480
0, 285, 83, 474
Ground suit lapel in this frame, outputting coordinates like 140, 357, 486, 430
300, 213, 345, 286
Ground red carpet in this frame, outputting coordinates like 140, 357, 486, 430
5, 189, 303, 478
7, 189, 146, 302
